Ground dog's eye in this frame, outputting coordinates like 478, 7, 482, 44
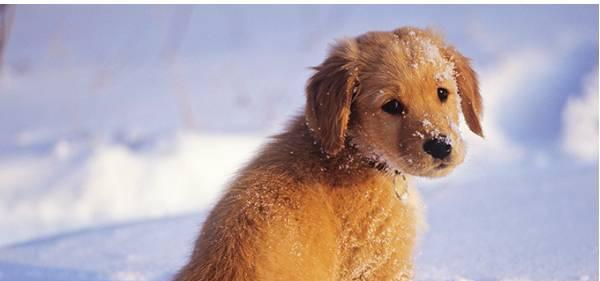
382, 99, 406, 115
437, 87, 449, 102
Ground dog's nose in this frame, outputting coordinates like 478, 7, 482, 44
423, 135, 452, 160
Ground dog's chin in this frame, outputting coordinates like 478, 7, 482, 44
397, 160, 458, 178
422, 162, 457, 178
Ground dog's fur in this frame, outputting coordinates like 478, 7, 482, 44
174, 27, 482, 281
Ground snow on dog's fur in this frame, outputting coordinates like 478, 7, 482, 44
174, 27, 483, 281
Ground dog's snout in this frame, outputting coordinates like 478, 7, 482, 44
423, 135, 452, 160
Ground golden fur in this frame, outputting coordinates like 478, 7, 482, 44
174, 27, 483, 281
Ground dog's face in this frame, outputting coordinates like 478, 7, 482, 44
305, 27, 483, 178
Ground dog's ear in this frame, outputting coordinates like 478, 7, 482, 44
444, 46, 484, 137
305, 39, 359, 156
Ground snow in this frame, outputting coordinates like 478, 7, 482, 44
413, 131, 425, 139
561, 68, 599, 162
0, 214, 203, 281
0, 132, 264, 246
414, 163, 598, 281
0, 160, 596, 281
407, 34, 456, 84
422, 119, 433, 128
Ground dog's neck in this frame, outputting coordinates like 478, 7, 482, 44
304, 117, 408, 185
309, 122, 411, 203
364, 157, 404, 177
260, 115, 410, 204
265, 116, 408, 192
363, 155, 410, 204
324, 142, 411, 204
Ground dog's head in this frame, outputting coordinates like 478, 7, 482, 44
305, 27, 483, 177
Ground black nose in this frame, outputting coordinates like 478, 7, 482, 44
423, 135, 452, 159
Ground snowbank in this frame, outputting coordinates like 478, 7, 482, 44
0, 132, 264, 246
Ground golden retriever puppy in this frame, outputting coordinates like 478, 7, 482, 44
174, 26, 483, 281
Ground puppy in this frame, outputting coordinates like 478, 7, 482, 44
174, 27, 483, 281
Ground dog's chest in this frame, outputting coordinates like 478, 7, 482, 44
334, 176, 418, 280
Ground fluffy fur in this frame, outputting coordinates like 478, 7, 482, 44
174, 26, 483, 281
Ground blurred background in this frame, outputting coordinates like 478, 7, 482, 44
0, 5, 597, 280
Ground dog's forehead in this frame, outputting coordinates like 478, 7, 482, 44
395, 32, 456, 84
356, 30, 457, 87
